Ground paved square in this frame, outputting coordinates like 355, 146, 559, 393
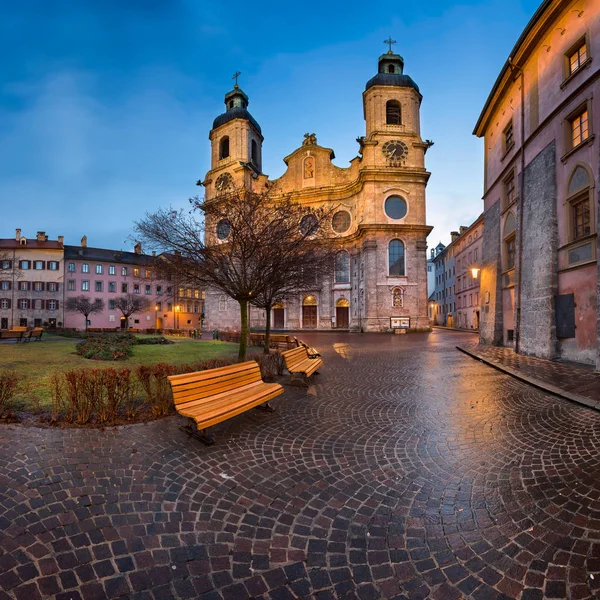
0, 330, 599, 599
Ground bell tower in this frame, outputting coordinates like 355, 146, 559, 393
205, 74, 264, 195
362, 42, 425, 170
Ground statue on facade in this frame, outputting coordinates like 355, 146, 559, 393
302, 133, 317, 146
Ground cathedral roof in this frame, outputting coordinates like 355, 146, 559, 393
365, 51, 420, 94
212, 107, 262, 134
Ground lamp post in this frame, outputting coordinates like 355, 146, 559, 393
154, 305, 159, 332
175, 305, 180, 330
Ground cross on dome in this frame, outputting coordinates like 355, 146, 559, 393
232, 71, 241, 88
384, 37, 397, 54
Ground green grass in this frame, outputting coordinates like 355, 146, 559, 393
0, 335, 239, 408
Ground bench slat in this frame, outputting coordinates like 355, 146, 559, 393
172, 370, 261, 398
174, 378, 266, 408
168, 361, 259, 384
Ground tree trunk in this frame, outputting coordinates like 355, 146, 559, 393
84, 315, 88, 332
238, 299, 248, 362
263, 305, 272, 354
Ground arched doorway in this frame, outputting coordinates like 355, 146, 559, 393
336, 298, 349, 329
273, 302, 285, 329
302, 296, 317, 329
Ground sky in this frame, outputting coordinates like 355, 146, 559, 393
0, 0, 541, 250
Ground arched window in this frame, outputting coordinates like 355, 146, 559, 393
386, 100, 401, 125
389, 239, 405, 277
503, 213, 516, 270
251, 139, 258, 164
388, 64, 395, 73
567, 164, 594, 243
334, 251, 350, 283
219, 136, 230, 160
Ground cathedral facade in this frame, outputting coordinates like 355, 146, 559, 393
202, 50, 433, 333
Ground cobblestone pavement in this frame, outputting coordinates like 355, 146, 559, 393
458, 343, 600, 409
1, 329, 600, 600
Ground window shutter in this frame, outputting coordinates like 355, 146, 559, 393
40, 300, 45, 310
7, 299, 10, 309
55, 300, 59, 310
555, 294, 575, 339
28, 281, 31, 291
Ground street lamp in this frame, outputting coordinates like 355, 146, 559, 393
470, 266, 480, 279
154, 305, 159, 332
175, 305, 180, 330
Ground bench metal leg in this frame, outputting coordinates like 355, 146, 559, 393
255, 402, 275, 413
179, 419, 215, 446
288, 372, 309, 387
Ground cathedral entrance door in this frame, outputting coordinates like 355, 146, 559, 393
302, 306, 317, 329
273, 307, 284, 329
336, 307, 349, 328
335, 298, 349, 328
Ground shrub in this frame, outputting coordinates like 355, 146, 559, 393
136, 363, 178, 417
0, 371, 19, 412
272, 350, 285, 376
76, 334, 133, 361
254, 355, 277, 382
50, 372, 68, 423
99, 368, 134, 423
134, 336, 174, 345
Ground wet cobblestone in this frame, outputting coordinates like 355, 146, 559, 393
1, 329, 599, 599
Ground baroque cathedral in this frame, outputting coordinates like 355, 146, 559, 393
201, 46, 433, 332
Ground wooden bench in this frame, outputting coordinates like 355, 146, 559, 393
30, 328, 44, 341
282, 346, 323, 385
293, 337, 322, 358
12, 326, 27, 332
167, 361, 284, 445
0, 330, 24, 343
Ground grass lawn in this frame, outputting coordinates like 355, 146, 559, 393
0, 335, 239, 408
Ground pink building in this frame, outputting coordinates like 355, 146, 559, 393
63, 238, 203, 331
474, 0, 599, 367
454, 216, 484, 330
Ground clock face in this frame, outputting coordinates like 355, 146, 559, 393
382, 140, 408, 163
215, 172, 233, 192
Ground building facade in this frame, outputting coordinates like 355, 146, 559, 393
0, 230, 64, 330
431, 240, 456, 326
202, 48, 433, 332
474, 0, 599, 367
454, 216, 484, 330
63, 238, 204, 331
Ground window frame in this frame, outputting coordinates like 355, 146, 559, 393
563, 99, 594, 160
388, 239, 406, 278
562, 33, 591, 88
502, 120, 515, 156
385, 100, 402, 125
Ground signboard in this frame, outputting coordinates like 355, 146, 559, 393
390, 317, 410, 330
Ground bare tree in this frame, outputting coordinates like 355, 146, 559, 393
65, 296, 105, 332
114, 294, 152, 329
134, 187, 335, 361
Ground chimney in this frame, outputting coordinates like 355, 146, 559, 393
459, 225, 468, 235
36, 231, 46, 242
58, 235, 64, 245
15, 228, 21, 241
152, 251, 156, 257
81, 235, 87, 248
134, 242, 142, 255
430, 248, 434, 258
450, 231, 459, 243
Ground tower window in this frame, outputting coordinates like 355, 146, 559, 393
388, 65, 395, 73
229, 100, 234, 109
219, 136, 230, 160
251, 139, 258, 164
386, 100, 401, 125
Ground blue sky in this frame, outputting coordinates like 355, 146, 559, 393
0, 0, 540, 250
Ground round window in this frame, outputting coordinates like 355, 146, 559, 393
216, 219, 231, 240
332, 211, 351, 234
300, 214, 319, 236
384, 196, 407, 220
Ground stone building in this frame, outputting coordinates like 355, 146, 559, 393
454, 216, 484, 330
474, 0, 599, 367
0, 229, 64, 330
202, 48, 433, 332
431, 240, 455, 326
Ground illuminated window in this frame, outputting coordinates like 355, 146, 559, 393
568, 40, 588, 75
121, 267, 127, 276
133, 268, 140, 277
570, 109, 589, 147
145, 269, 151, 278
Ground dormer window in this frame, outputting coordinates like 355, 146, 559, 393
219, 136, 230, 160
386, 100, 401, 125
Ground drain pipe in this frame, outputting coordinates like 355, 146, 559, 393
509, 57, 525, 355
